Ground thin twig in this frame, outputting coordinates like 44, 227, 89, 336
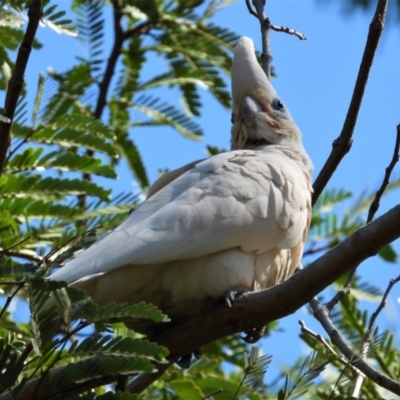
0, 281, 25, 320
78, 0, 125, 210
270, 24, 306, 40
0, 342, 33, 395
325, 288, 351, 311
299, 320, 363, 376
0, 236, 31, 255
0, 237, 41, 263
0, 248, 42, 263
350, 274, 400, 397
367, 275, 400, 337
0, 0, 42, 176
312, 0, 388, 204
249, 0, 272, 79
303, 243, 333, 257
3, 128, 35, 167
324, 125, 399, 394
310, 298, 400, 396
245, 0, 257, 18
327, 124, 400, 309
367, 126, 400, 222
79, 2, 154, 211
93, 0, 124, 120
299, 320, 337, 355
202, 388, 223, 400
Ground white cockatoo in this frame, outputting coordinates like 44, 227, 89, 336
50, 37, 313, 335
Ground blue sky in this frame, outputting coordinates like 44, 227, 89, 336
6, 0, 400, 385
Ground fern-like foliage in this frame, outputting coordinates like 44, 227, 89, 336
0, 1, 246, 398
234, 346, 272, 399
278, 351, 328, 400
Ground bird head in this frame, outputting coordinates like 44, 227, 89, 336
231, 37, 312, 171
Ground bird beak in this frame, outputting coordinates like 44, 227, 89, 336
231, 37, 277, 121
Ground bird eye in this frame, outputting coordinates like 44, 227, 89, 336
272, 98, 285, 111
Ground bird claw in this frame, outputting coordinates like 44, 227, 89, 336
175, 353, 192, 369
193, 348, 203, 359
241, 326, 265, 344
175, 349, 202, 369
225, 285, 249, 308
294, 263, 303, 274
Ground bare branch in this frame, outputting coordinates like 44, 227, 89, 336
327, 124, 400, 309
299, 320, 363, 375
1, 204, 399, 399
324, 133, 399, 393
0, 0, 42, 176
349, 274, 400, 396
0, 248, 42, 263
368, 274, 400, 336
80, 2, 154, 211
303, 243, 332, 257
93, 0, 124, 120
310, 297, 400, 396
367, 125, 400, 222
312, 0, 388, 204
245, 0, 257, 18
0, 282, 24, 320
248, 0, 272, 79
270, 24, 307, 40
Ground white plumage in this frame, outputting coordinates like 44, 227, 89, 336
50, 37, 313, 323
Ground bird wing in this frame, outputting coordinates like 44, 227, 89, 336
146, 158, 205, 199
50, 147, 311, 285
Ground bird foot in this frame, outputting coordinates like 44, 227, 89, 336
225, 285, 249, 308
242, 326, 266, 344
294, 263, 303, 274
175, 349, 202, 369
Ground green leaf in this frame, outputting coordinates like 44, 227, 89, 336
32, 73, 45, 127
115, 132, 148, 188
131, 95, 203, 140
39, 152, 117, 178
378, 244, 397, 263
169, 380, 205, 399
39, 355, 154, 396
69, 335, 168, 359
0, 174, 110, 201
42, 3, 77, 36
74, 0, 104, 73
81, 302, 168, 323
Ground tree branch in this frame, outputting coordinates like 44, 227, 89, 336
93, 0, 124, 120
80, 2, 154, 210
310, 297, 400, 396
312, 0, 388, 204
2, 204, 399, 399
327, 124, 400, 310
0, 0, 42, 176
247, 0, 272, 79
149, 204, 400, 358
367, 125, 400, 222
270, 24, 306, 40
79, 0, 125, 211
299, 320, 363, 376
0, 248, 42, 264
350, 273, 400, 397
